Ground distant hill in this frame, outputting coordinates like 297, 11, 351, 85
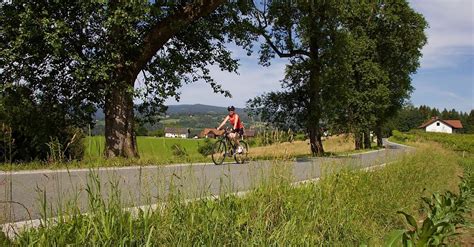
91, 104, 255, 135
94, 104, 246, 120
166, 104, 245, 115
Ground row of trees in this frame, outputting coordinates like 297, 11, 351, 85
1, 0, 427, 161
385, 104, 474, 134
247, 0, 427, 153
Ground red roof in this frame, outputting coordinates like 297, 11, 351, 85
419, 118, 463, 129
444, 120, 463, 129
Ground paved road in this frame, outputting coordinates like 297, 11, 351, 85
0, 139, 411, 224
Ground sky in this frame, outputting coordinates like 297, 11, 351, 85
165, 0, 474, 113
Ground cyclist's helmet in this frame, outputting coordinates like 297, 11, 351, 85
227, 106, 235, 111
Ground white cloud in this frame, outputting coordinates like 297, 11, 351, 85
165, 47, 288, 108
409, 0, 474, 68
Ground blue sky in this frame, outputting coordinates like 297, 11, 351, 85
165, 1, 473, 113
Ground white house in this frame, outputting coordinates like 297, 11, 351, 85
419, 117, 463, 134
164, 127, 189, 138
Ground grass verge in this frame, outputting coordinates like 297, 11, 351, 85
3, 143, 461, 245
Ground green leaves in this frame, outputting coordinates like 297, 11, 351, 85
397, 211, 417, 229
2, 1, 262, 157
388, 176, 472, 246
386, 229, 405, 247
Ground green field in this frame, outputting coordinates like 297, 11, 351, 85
391, 130, 474, 153
85, 136, 209, 163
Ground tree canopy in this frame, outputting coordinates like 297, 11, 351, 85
247, 0, 427, 152
1, 0, 257, 159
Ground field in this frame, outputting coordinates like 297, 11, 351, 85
248, 134, 357, 158
84, 135, 358, 162
391, 130, 474, 153
85, 136, 208, 163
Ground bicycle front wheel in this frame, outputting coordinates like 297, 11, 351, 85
211, 140, 226, 165
234, 140, 249, 164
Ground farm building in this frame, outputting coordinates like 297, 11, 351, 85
243, 129, 256, 138
199, 128, 257, 138
199, 128, 224, 138
418, 117, 463, 134
164, 127, 190, 138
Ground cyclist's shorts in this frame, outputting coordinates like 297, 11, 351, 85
235, 128, 244, 136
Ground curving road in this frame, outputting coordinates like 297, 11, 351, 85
0, 139, 411, 225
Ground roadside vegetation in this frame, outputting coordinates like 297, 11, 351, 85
391, 130, 474, 153
1, 134, 470, 245
389, 131, 473, 245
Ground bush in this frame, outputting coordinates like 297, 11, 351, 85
390, 130, 415, 143
149, 129, 164, 137
197, 138, 214, 156
295, 133, 306, 141
1, 86, 92, 162
245, 138, 257, 147
171, 143, 188, 158
46, 128, 85, 162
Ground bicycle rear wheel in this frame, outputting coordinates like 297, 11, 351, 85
234, 140, 249, 164
211, 140, 226, 165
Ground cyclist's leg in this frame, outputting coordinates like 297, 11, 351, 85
228, 132, 239, 151
234, 129, 244, 152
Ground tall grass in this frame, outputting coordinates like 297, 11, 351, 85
248, 135, 357, 159
3, 143, 460, 246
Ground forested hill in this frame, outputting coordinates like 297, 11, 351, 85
94, 104, 247, 120
167, 104, 245, 115
92, 104, 254, 135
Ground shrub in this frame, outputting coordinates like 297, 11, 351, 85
294, 133, 306, 141
197, 138, 214, 156
1, 86, 93, 162
171, 143, 188, 157
46, 129, 85, 163
388, 179, 472, 246
149, 129, 165, 137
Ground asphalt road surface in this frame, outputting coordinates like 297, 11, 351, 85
0, 139, 411, 224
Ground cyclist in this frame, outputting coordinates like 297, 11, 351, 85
217, 106, 244, 153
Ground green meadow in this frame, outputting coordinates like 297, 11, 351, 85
84, 136, 208, 162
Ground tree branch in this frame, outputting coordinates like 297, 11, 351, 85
261, 31, 310, 58
253, 5, 310, 58
132, 0, 225, 79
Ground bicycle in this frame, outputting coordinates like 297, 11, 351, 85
211, 128, 249, 165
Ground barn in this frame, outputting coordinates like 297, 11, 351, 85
419, 117, 463, 134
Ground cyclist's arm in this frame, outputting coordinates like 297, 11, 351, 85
217, 116, 229, 130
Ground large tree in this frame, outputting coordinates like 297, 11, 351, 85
1, 1, 256, 158
248, 0, 426, 153
247, 0, 350, 156
371, 0, 427, 146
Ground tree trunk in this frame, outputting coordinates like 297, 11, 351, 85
375, 123, 383, 147
363, 130, 371, 149
104, 85, 138, 158
306, 10, 325, 157
308, 126, 324, 156
354, 132, 363, 150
